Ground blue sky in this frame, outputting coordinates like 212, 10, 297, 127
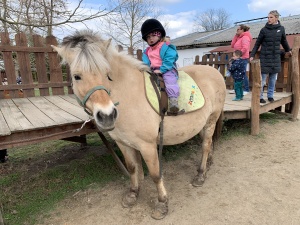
67, 0, 300, 39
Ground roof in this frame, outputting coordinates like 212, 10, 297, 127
172, 14, 300, 49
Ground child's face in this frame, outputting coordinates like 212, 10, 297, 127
232, 53, 239, 59
146, 31, 161, 45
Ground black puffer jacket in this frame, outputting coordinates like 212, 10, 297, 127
250, 21, 291, 74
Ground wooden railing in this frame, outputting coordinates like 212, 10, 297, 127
0, 32, 72, 99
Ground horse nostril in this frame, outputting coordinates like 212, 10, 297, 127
96, 111, 104, 123
112, 108, 118, 120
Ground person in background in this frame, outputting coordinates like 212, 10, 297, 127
141, 19, 180, 114
228, 50, 245, 101
230, 24, 252, 95
250, 10, 292, 103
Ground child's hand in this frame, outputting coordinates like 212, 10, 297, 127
154, 69, 162, 74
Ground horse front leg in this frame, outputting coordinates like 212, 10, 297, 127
116, 141, 144, 208
192, 116, 217, 187
140, 145, 168, 220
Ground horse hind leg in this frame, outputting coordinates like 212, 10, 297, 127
192, 114, 218, 187
116, 142, 144, 208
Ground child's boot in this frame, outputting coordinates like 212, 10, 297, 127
169, 97, 179, 113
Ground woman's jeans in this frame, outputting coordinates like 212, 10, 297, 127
260, 73, 278, 99
241, 59, 249, 92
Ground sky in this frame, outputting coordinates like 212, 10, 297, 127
62, 0, 300, 40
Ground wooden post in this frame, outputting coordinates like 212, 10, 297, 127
194, 55, 200, 65
291, 36, 300, 120
250, 59, 262, 135
136, 49, 142, 61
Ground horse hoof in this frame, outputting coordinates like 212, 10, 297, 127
192, 175, 205, 187
122, 191, 138, 208
151, 201, 168, 220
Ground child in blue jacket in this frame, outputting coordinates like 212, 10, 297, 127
141, 19, 180, 113
228, 50, 245, 101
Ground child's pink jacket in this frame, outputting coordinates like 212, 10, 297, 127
231, 31, 252, 59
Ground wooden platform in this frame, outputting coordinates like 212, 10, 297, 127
224, 91, 293, 120
0, 95, 97, 149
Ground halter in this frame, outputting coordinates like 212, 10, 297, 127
74, 85, 113, 116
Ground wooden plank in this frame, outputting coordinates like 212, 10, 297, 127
58, 94, 80, 106
0, 110, 11, 136
11, 98, 56, 128
15, 32, 35, 97
44, 95, 89, 121
0, 99, 34, 132
0, 45, 53, 52
28, 96, 82, 125
0, 32, 18, 98
46, 36, 64, 95
259, 96, 292, 114
0, 123, 97, 149
33, 35, 50, 96
0, 82, 71, 91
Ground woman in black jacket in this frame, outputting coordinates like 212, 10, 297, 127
250, 10, 292, 104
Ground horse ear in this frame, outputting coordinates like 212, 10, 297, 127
51, 45, 75, 64
104, 38, 112, 52
51, 45, 64, 57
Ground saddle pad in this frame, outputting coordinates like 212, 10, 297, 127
144, 71, 205, 115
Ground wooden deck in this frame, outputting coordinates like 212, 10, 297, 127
224, 91, 293, 120
0, 91, 294, 149
0, 95, 97, 149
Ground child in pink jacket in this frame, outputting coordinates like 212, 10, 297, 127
231, 24, 252, 94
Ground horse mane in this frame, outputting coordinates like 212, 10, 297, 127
61, 30, 148, 75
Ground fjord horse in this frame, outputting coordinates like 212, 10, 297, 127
52, 30, 226, 219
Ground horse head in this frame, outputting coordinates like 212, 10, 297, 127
52, 30, 118, 132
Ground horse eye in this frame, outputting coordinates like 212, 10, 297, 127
74, 74, 81, 80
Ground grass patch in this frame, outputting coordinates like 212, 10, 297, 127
0, 134, 122, 225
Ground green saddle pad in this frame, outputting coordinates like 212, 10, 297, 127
144, 71, 205, 115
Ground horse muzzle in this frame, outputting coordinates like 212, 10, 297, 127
94, 107, 118, 132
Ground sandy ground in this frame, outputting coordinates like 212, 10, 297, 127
39, 113, 300, 225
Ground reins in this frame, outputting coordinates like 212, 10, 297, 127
149, 72, 168, 178
73, 85, 129, 177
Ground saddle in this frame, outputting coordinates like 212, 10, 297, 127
144, 71, 205, 116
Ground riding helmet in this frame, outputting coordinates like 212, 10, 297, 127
141, 19, 166, 41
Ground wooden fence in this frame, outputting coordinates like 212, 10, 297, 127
194, 52, 295, 93
0, 32, 72, 99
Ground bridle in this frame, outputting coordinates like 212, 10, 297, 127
74, 85, 111, 116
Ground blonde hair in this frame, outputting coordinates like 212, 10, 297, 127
269, 10, 280, 18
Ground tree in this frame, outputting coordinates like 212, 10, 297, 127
102, 0, 161, 51
0, 0, 119, 36
194, 8, 231, 32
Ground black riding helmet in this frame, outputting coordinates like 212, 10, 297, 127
141, 19, 166, 41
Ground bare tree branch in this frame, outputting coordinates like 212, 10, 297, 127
194, 8, 231, 32
0, 0, 123, 36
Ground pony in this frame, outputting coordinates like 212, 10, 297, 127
52, 30, 226, 220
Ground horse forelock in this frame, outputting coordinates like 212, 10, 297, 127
73, 44, 110, 75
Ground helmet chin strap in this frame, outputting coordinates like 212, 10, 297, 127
150, 39, 161, 47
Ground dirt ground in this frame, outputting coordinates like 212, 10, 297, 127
39, 113, 300, 225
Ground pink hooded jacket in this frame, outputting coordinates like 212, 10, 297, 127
231, 31, 252, 59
